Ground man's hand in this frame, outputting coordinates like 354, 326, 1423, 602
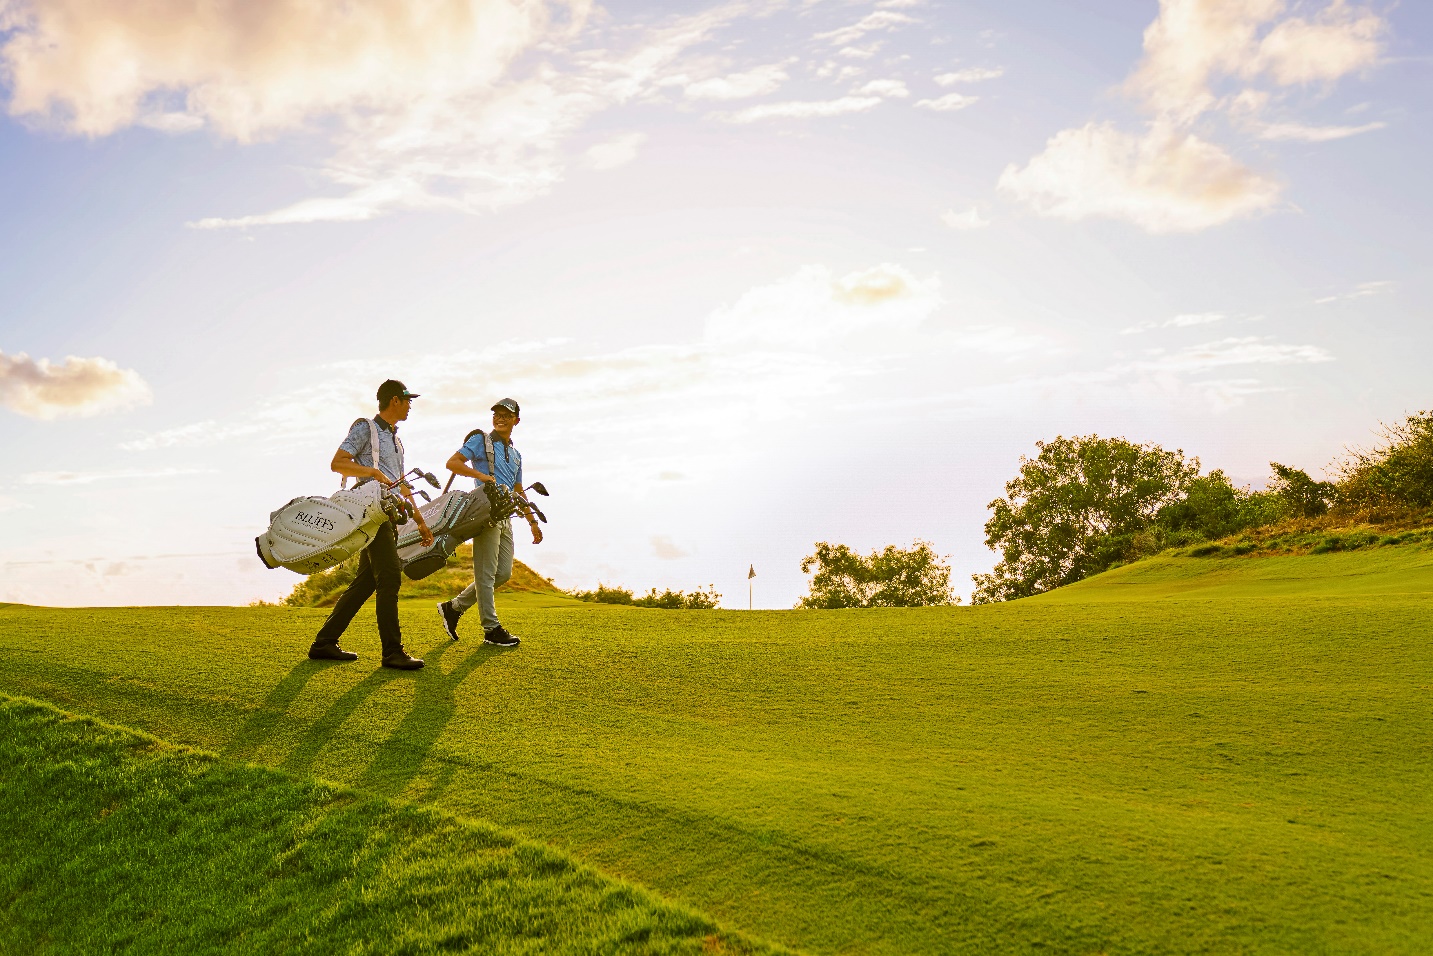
421, 526, 435, 547
529, 518, 543, 545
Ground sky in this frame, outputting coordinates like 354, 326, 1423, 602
1, 0, 1429, 609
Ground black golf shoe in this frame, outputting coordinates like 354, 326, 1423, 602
381, 650, 425, 670
483, 626, 520, 648
437, 600, 461, 641
309, 644, 358, 662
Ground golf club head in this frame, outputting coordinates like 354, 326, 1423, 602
417, 490, 432, 503
528, 481, 549, 497
423, 472, 440, 488
528, 505, 547, 523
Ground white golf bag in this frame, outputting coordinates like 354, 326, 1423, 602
255, 419, 397, 575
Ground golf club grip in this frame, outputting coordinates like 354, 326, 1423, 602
443, 472, 455, 494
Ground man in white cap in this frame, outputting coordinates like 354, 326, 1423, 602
436, 398, 542, 647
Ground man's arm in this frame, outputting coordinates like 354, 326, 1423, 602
512, 480, 543, 544
445, 451, 496, 483
332, 449, 392, 485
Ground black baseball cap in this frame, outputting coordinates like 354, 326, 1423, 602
491, 398, 520, 415
377, 380, 420, 405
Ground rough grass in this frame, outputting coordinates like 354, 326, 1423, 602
3, 547, 1432, 953
1165, 512, 1433, 561
0, 695, 776, 955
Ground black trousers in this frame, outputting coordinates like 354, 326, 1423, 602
312, 521, 403, 655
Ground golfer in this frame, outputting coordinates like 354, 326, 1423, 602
436, 398, 542, 647
309, 379, 431, 670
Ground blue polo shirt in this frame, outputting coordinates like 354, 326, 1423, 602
460, 431, 522, 491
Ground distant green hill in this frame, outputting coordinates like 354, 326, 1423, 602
3, 545, 1431, 954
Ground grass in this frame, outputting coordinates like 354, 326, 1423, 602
2, 546, 1432, 953
0, 695, 774, 955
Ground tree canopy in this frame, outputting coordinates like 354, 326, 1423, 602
799, 540, 956, 609
1337, 410, 1433, 510
970, 417, 1426, 603
972, 436, 1198, 604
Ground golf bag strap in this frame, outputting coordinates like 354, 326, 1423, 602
340, 418, 383, 490
446, 428, 498, 493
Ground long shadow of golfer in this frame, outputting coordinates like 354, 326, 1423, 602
354, 640, 498, 799
275, 639, 497, 793
221, 660, 327, 763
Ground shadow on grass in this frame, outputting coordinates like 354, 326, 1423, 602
225, 639, 499, 803
354, 640, 499, 799
221, 660, 327, 764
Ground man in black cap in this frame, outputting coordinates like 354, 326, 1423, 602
436, 397, 542, 647
308, 379, 431, 670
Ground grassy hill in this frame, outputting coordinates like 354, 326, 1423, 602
0, 695, 776, 955
2, 545, 1432, 953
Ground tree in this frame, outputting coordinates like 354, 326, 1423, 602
798, 540, 957, 609
972, 435, 1198, 604
1336, 410, 1433, 510
1151, 469, 1286, 545
1268, 462, 1336, 518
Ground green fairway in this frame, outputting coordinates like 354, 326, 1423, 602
2, 547, 1432, 953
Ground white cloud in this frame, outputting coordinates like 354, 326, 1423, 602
838, 44, 881, 60
0, 351, 152, 420
683, 63, 789, 100
1135, 336, 1332, 372
1126, 0, 1385, 123
915, 92, 977, 112
1258, 120, 1384, 141
584, 132, 646, 170
998, 122, 1281, 234
1121, 311, 1225, 334
723, 95, 883, 123
934, 67, 1003, 85
3, 1, 766, 229
815, 11, 917, 47
651, 535, 690, 560
119, 263, 950, 458
1004, 1, 1387, 233
0, 495, 31, 514
1314, 279, 1391, 304
857, 79, 909, 98
707, 263, 940, 348
1167, 311, 1225, 327
1254, 3, 1385, 85
0, 0, 566, 139
940, 206, 989, 230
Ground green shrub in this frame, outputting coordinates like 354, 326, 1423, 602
571, 583, 721, 609
570, 584, 635, 605
634, 586, 721, 610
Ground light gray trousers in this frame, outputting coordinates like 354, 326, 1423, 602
451, 519, 513, 632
